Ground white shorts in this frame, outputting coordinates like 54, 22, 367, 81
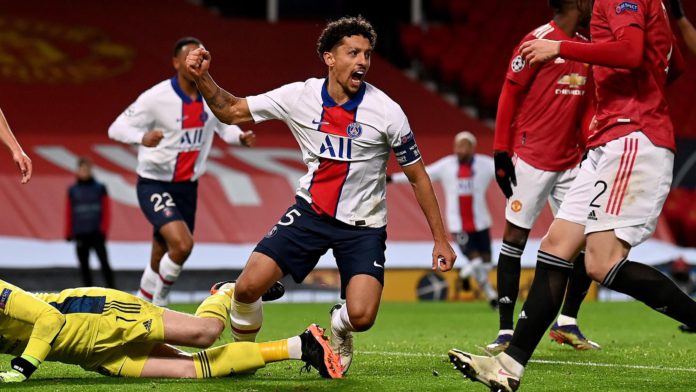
505, 156, 578, 229
556, 131, 673, 247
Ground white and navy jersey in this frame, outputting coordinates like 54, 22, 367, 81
108, 77, 244, 182
393, 154, 494, 232
247, 78, 421, 228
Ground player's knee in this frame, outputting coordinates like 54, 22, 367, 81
233, 279, 263, 303
503, 226, 528, 249
169, 238, 194, 261
347, 307, 377, 332
190, 319, 223, 348
584, 248, 611, 282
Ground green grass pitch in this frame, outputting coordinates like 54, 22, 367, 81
2, 301, 695, 391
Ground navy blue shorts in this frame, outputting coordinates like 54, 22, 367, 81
255, 197, 387, 299
136, 177, 198, 241
455, 229, 491, 257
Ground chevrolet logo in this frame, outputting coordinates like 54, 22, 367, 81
557, 73, 587, 88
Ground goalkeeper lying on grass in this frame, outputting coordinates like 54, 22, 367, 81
0, 279, 342, 382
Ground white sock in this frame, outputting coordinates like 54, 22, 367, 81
473, 262, 497, 300
230, 297, 263, 342
136, 264, 158, 302
331, 304, 355, 338
498, 329, 514, 336
153, 254, 182, 306
498, 352, 525, 377
287, 336, 302, 360
556, 314, 577, 326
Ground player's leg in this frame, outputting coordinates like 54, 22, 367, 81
583, 133, 696, 330
93, 233, 116, 289
121, 325, 342, 379
233, 198, 328, 342
449, 150, 596, 389
75, 236, 93, 286
464, 230, 497, 305
490, 158, 554, 352
546, 165, 599, 349
137, 237, 166, 301
152, 220, 194, 305
330, 224, 387, 374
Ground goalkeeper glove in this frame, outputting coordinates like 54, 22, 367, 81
670, 0, 685, 19
493, 151, 517, 199
0, 355, 40, 382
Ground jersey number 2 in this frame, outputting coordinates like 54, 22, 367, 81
589, 181, 607, 208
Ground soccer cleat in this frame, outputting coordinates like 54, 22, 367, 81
549, 322, 601, 350
299, 324, 343, 379
448, 349, 520, 392
485, 333, 512, 354
329, 303, 354, 375
209, 280, 285, 302
678, 324, 696, 333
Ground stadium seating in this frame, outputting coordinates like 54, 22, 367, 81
400, 0, 696, 138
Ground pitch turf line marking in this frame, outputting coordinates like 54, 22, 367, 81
359, 351, 696, 373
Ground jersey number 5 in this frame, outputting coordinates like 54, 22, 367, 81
278, 209, 301, 226
151, 192, 175, 212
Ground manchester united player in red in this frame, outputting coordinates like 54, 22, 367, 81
487, 0, 598, 354
449, 0, 695, 390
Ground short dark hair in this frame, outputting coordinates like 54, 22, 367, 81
173, 37, 202, 57
316, 16, 377, 58
77, 156, 92, 167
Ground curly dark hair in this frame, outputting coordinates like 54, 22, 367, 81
316, 16, 377, 58
173, 36, 202, 57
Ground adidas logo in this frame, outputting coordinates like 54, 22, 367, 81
518, 310, 528, 320
587, 210, 598, 221
499, 296, 513, 304
143, 319, 152, 333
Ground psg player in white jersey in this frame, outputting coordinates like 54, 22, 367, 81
390, 131, 497, 306
185, 16, 456, 375
109, 37, 256, 306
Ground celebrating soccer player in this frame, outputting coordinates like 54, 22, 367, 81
449, 0, 694, 390
184, 16, 456, 375
0, 279, 340, 382
108, 37, 256, 306
487, 0, 599, 354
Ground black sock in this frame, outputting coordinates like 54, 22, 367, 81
497, 241, 523, 331
604, 258, 696, 328
505, 251, 572, 366
560, 252, 591, 319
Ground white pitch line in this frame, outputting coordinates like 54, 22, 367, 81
359, 351, 696, 373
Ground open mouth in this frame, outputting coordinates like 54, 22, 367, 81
350, 70, 365, 85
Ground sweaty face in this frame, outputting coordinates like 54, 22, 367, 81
455, 139, 474, 162
173, 43, 203, 81
326, 35, 372, 95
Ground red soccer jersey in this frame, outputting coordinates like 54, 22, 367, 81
505, 21, 590, 172
587, 0, 675, 151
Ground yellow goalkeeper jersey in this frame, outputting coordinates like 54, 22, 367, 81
0, 280, 164, 371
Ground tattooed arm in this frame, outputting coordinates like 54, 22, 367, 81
185, 48, 253, 125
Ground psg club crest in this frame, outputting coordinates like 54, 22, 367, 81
199, 111, 209, 123
346, 122, 362, 139
265, 225, 278, 238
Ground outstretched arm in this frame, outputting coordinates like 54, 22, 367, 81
0, 280, 66, 382
399, 160, 457, 272
520, 26, 645, 68
185, 48, 253, 125
0, 109, 32, 184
